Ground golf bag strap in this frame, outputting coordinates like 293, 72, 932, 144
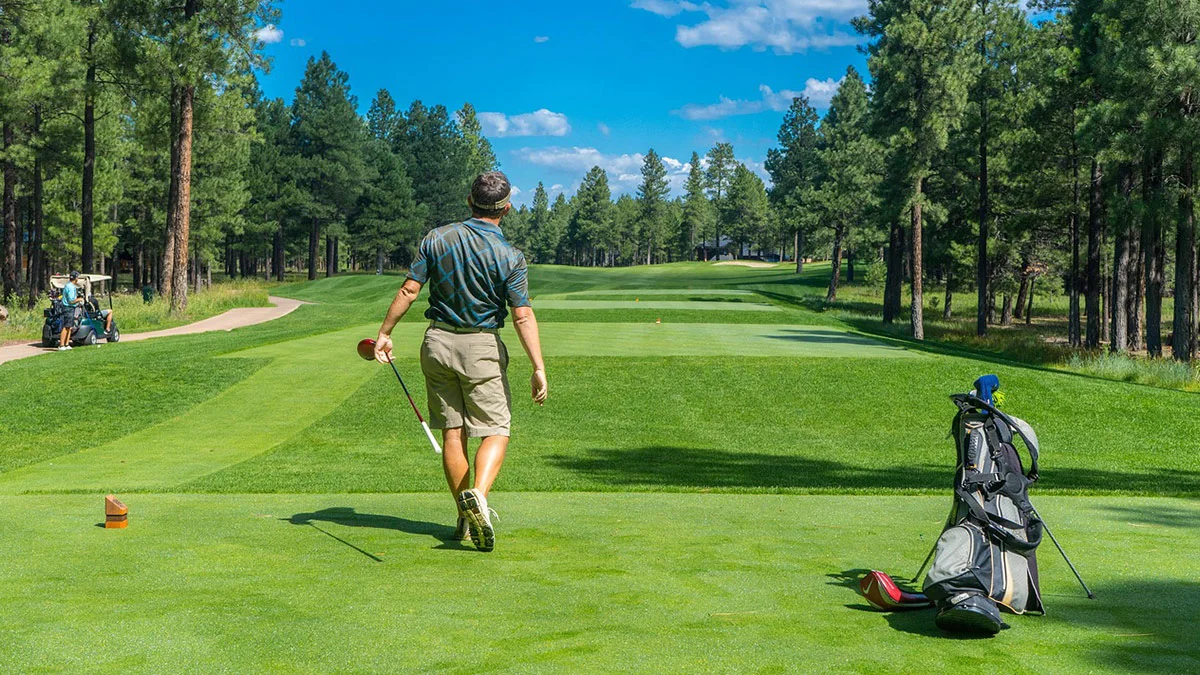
953, 395, 1039, 480
954, 486, 1042, 554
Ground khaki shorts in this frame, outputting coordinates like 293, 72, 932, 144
420, 327, 512, 437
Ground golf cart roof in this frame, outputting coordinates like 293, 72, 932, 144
50, 274, 112, 289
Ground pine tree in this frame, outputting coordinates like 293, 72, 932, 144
637, 149, 670, 264
725, 164, 770, 257
366, 89, 402, 143
705, 142, 735, 258
351, 138, 421, 273
457, 102, 497, 179
290, 51, 367, 280
857, 0, 976, 339
681, 151, 712, 260
765, 96, 821, 272
568, 166, 612, 265
810, 66, 881, 302
528, 182, 553, 263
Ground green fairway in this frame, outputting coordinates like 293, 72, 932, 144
3, 262, 1198, 673
1, 493, 1195, 674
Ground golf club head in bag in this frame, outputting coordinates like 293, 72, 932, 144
858, 571, 933, 611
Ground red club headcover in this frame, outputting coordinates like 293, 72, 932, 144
858, 570, 933, 611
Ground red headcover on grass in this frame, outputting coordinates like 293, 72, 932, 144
858, 570, 933, 611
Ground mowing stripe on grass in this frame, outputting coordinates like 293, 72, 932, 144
0, 327, 377, 494
532, 299, 780, 311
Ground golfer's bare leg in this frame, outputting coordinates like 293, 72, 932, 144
442, 427, 470, 498
473, 435, 509, 496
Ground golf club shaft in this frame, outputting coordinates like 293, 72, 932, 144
1032, 508, 1095, 599
386, 356, 443, 455
910, 539, 939, 584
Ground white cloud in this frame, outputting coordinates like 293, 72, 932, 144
597, 122, 611, 136
634, 0, 864, 54
534, 35, 550, 43
479, 109, 571, 138
514, 146, 716, 198
676, 77, 842, 120
289, 38, 306, 47
254, 25, 283, 44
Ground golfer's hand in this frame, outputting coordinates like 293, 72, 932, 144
531, 369, 548, 406
374, 333, 394, 364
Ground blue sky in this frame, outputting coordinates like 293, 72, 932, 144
255, 0, 870, 205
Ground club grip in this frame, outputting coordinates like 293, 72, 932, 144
421, 421, 443, 455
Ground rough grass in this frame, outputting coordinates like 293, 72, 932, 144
1065, 352, 1200, 392
0, 279, 271, 343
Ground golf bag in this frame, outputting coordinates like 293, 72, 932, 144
922, 385, 1045, 634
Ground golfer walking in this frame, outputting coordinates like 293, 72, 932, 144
375, 171, 547, 552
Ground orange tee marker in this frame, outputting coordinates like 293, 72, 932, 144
105, 495, 128, 529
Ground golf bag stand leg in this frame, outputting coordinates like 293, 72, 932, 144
911, 503, 957, 583
1032, 507, 1096, 599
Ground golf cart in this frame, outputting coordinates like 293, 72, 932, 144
42, 274, 121, 347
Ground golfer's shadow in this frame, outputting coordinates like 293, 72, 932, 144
285, 507, 469, 554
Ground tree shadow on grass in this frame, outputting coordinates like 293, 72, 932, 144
1055, 579, 1200, 673
762, 328, 900, 348
1097, 504, 1200, 529
548, 446, 1200, 494
285, 507, 466, 552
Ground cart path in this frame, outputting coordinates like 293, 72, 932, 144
0, 296, 306, 367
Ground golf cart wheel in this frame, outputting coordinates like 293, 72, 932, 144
108, 325, 120, 343
83, 331, 97, 346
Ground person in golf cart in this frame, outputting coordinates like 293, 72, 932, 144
48, 273, 119, 349
57, 271, 85, 351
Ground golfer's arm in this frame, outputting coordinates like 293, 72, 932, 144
379, 279, 423, 335
512, 306, 545, 371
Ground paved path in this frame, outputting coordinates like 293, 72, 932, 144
0, 296, 305, 367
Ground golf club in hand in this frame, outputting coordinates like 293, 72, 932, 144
356, 338, 443, 455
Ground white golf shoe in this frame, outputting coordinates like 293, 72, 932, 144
456, 489, 496, 552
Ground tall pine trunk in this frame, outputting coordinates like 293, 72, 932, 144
308, 216, 319, 280
976, 46, 990, 338
1025, 277, 1036, 325
161, 86, 179, 298
1129, 158, 1147, 352
943, 263, 954, 320
847, 248, 856, 282
1144, 148, 1165, 357
81, 23, 97, 273
27, 106, 45, 308
1014, 270, 1029, 321
826, 224, 845, 303
2, 122, 17, 302
168, 82, 195, 313
1001, 294, 1013, 326
1174, 149, 1197, 361
1068, 138, 1082, 347
1085, 159, 1103, 349
911, 177, 925, 340
795, 229, 805, 274
274, 224, 285, 281
884, 221, 904, 324
1110, 163, 1133, 353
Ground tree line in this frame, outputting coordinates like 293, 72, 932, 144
3, 1, 1197, 363
0, 0, 496, 313
823, 0, 1200, 362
